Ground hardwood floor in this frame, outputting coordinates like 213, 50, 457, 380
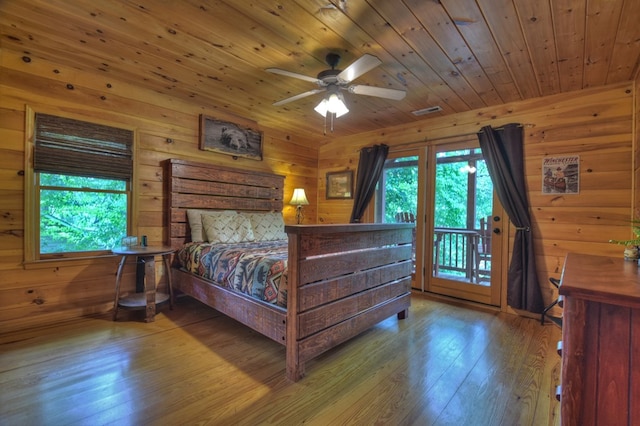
0, 293, 561, 425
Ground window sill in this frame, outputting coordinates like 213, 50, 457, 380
23, 254, 117, 270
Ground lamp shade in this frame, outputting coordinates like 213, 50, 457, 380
314, 92, 349, 118
289, 188, 309, 206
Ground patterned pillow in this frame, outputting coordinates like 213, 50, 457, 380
244, 212, 287, 241
186, 209, 214, 242
202, 211, 255, 244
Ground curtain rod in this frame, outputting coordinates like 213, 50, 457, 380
477, 123, 532, 133
390, 123, 534, 151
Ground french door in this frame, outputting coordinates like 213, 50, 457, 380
375, 141, 503, 306
426, 142, 502, 306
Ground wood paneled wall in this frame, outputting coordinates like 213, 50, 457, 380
0, 49, 320, 332
318, 82, 636, 309
635, 71, 640, 217
1, 40, 637, 331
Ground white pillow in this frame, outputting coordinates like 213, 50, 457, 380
186, 209, 212, 242
202, 211, 255, 244
244, 212, 287, 241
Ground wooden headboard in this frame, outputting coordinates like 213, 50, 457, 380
165, 159, 285, 249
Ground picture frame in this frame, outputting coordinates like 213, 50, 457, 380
326, 170, 353, 199
542, 155, 579, 194
199, 114, 263, 161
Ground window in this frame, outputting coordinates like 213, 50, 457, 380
28, 113, 133, 260
375, 155, 419, 223
434, 148, 492, 229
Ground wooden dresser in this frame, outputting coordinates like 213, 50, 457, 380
559, 253, 640, 426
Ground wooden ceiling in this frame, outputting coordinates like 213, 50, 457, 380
2, 0, 640, 138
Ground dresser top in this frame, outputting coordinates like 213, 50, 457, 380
559, 252, 640, 308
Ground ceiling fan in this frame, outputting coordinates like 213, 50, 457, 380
266, 53, 406, 114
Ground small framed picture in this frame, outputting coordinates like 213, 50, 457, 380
326, 170, 353, 199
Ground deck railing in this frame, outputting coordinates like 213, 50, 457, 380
433, 228, 490, 283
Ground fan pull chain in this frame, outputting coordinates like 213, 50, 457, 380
321, 112, 338, 135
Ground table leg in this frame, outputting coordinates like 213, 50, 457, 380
113, 255, 127, 321
163, 253, 174, 309
142, 255, 156, 322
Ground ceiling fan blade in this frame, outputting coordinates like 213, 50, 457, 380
265, 68, 321, 84
337, 54, 382, 83
273, 89, 325, 106
348, 85, 407, 100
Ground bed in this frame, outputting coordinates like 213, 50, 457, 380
165, 158, 414, 381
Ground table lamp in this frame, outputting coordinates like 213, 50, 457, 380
290, 188, 309, 224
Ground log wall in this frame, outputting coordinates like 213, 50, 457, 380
317, 82, 637, 310
0, 48, 320, 332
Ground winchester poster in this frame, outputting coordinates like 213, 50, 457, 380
542, 155, 579, 194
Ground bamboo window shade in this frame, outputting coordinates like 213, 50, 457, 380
34, 113, 133, 180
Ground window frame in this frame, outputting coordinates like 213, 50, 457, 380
24, 106, 137, 266
374, 154, 420, 223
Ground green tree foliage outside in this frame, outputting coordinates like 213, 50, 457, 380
40, 173, 128, 254
434, 155, 493, 229
434, 161, 468, 228
381, 152, 493, 228
382, 158, 418, 223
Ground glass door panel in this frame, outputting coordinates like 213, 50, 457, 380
376, 155, 419, 278
428, 143, 501, 306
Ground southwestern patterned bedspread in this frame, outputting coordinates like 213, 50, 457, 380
177, 240, 288, 307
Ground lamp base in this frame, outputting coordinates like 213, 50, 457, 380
295, 205, 304, 224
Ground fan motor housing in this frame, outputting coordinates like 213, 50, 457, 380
317, 68, 341, 83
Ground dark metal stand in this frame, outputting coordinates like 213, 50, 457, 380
541, 277, 562, 327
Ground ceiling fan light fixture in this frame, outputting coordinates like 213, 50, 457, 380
314, 92, 349, 118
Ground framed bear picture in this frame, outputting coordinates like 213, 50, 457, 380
199, 114, 263, 161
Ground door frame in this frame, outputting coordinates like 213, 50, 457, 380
420, 141, 504, 307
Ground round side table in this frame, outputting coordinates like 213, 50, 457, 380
112, 246, 175, 322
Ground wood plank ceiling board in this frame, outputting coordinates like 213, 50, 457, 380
1, 0, 639, 139
439, 0, 522, 103
476, 0, 541, 100
299, 0, 456, 119
583, 0, 624, 88
370, 0, 487, 110
304, 0, 456, 119
402, 0, 504, 106
41, 0, 274, 123
210, 0, 412, 133
551, 0, 587, 92
336, 0, 469, 113
513, 0, 561, 97
605, 0, 640, 84
132, 2, 327, 101
2, 2, 258, 108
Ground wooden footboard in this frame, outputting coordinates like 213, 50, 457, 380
285, 223, 413, 381
164, 158, 413, 381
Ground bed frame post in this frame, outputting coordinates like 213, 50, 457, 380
286, 231, 303, 381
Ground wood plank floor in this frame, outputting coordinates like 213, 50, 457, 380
0, 293, 562, 425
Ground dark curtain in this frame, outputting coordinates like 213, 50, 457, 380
349, 144, 389, 223
477, 124, 543, 313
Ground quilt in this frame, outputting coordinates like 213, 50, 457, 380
177, 240, 288, 307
